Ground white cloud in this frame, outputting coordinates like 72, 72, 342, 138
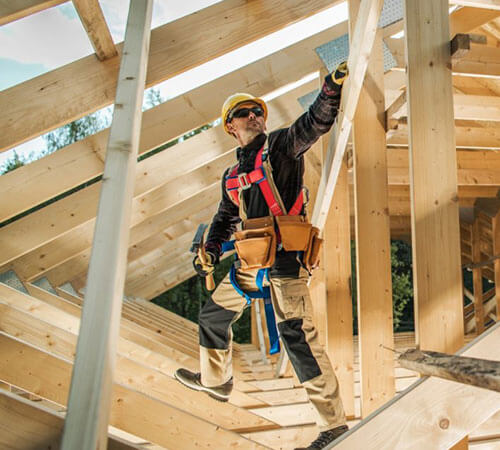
0, 6, 93, 69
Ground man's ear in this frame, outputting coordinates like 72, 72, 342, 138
226, 121, 236, 137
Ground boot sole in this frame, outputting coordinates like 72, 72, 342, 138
174, 372, 230, 402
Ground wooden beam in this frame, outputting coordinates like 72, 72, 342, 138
399, 348, 500, 392
62, 2, 153, 448
0, 25, 342, 225
0, 79, 313, 270
323, 151, 355, 418
450, 0, 500, 10
0, 334, 271, 449
388, 37, 500, 79
0, 0, 66, 26
0, 390, 141, 450
0, 0, 345, 152
334, 323, 500, 449
493, 210, 500, 320
404, 0, 464, 353
0, 303, 275, 432
311, 0, 384, 231
72, 0, 117, 61
449, 8, 500, 37
472, 218, 486, 333
349, 14, 394, 417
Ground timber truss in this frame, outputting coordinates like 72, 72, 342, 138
1, 0, 500, 449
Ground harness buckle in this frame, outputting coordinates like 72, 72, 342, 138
238, 173, 252, 190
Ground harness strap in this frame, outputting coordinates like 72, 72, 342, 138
225, 144, 304, 217
227, 262, 280, 355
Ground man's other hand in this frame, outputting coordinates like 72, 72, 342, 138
331, 61, 348, 86
193, 252, 216, 277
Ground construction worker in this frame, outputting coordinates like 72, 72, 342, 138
175, 62, 349, 449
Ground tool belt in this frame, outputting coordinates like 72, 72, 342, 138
226, 140, 323, 272
234, 216, 276, 270
234, 215, 322, 272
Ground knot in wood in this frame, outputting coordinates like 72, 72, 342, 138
439, 418, 450, 429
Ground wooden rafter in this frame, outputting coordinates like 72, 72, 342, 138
0, 0, 345, 152
450, 0, 500, 9
0, 79, 315, 274
0, 24, 345, 224
0, 390, 140, 450
0, 0, 66, 26
334, 324, 500, 449
72, 0, 117, 61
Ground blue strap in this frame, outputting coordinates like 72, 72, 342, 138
264, 296, 280, 355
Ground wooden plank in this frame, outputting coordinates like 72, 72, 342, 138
350, 21, 394, 417
0, 304, 275, 432
450, 0, 500, 10
26, 184, 220, 284
494, 211, 500, 321
399, 349, 500, 392
323, 138, 354, 415
61, 3, 153, 447
473, 218, 486, 333
404, 0, 465, 353
0, 284, 266, 408
0, 334, 271, 449
0, 390, 141, 450
72, 0, 117, 61
0, 79, 313, 271
449, 8, 500, 37
334, 324, 500, 449
0, 0, 345, 152
311, 0, 384, 231
0, 25, 347, 224
0, 0, 66, 26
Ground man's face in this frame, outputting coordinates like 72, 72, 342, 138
226, 101, 267, 145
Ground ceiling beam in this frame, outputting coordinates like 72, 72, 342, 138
0, 79, 312, 271
0, 0, 66, 26
0, 24, 345, 224
450, 0, 500, 10
0, 0, 345, 152
72, 0, 117, 61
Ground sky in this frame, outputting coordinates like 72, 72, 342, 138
0, 0, 348, 168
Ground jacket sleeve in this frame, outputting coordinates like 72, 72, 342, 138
280, 74, 343, 160
205, 167, 241, 258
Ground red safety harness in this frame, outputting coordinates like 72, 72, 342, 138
225, 145, 303, 216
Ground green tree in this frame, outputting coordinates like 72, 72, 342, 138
0, 151, 27, 175
45, 111, 108, 153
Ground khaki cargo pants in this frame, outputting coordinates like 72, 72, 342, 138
198, 267, 346, 431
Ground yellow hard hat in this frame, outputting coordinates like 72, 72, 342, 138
221, 93, 268, 134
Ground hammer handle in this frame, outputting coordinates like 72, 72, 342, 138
199, 248, 215, 291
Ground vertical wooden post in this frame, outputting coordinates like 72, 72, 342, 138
324, 150, 355, 419
472, 218, 485, 334
493, 211, 500, 321
349, 1, 395, 416
61, 1, 153, 449
404, 0, 464, 354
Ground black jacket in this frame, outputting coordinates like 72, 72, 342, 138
206, 75, 342, 277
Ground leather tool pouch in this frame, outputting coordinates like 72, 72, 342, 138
234, 216, 276, 271
275, 215, 312, 251
303, 226, 323, 271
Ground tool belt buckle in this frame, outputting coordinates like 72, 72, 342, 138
238, 173, 251, 190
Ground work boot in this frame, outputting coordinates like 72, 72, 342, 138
174, 368, 233, 402
295, 425, 349, 449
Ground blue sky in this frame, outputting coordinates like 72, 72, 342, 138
0, 0, 347, 169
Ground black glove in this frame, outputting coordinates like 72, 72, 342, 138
331, 61, 348, 86
193, 252, 216, 277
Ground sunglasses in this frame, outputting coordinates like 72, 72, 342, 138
228, 106, 264, 122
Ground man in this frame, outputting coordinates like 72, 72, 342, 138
175, 62, 349, 450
